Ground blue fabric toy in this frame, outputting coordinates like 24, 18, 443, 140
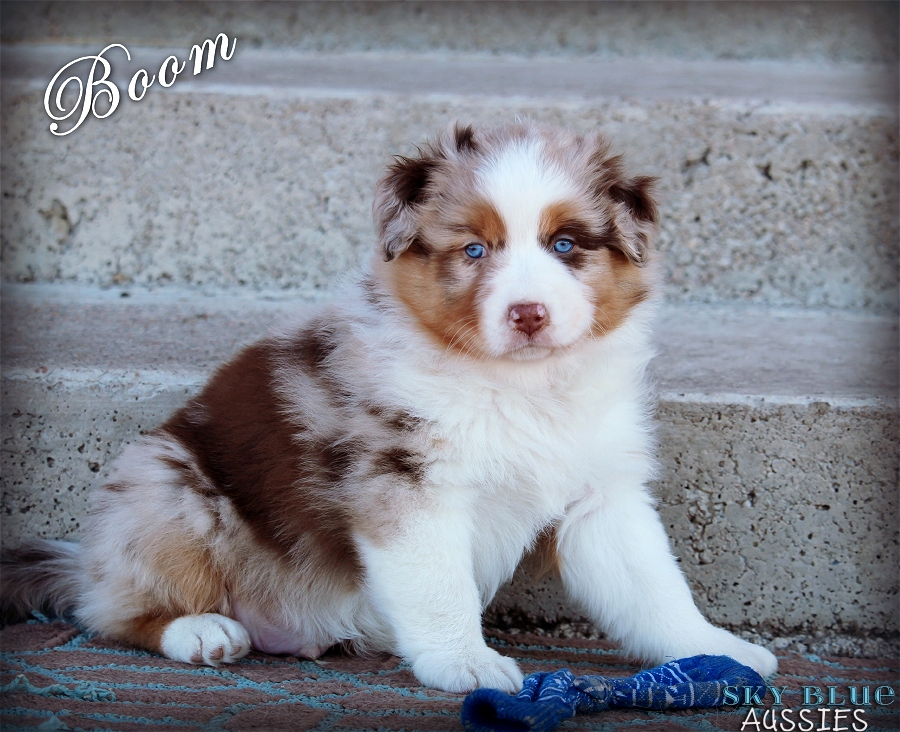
460, 654, 766, 731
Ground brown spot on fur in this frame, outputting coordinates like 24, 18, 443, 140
116, 613, 173, 655
292, 324, 337, 376
181, 399, 210, 426
364, 403, 387, 419
360, 281, 377, 304
523, 526, 560, 579
387, 411, 422, 433
454, 123, 478, 153
364, 404, 422, 433
95, 519, 227, 652
286, 324, 354, 405
373, 447, 425, 482
359, 277, 388, 310
313, 440, 358, 484
102, 481, 128, 492
160, 455, 216, 497
160, 342, 362, 589
146, 539, 224, 616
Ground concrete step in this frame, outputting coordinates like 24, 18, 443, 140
2, 45, 898, 310
3, 1, 897, 63
2, 283, 897, 637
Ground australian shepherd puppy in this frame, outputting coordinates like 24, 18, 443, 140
2, 123, 776, 692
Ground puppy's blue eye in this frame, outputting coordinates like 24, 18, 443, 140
465, 243, 486, 259
554, 239, 574, 253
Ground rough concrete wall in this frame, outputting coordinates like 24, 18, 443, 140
657, 401, 899, 635
2, 382, 189, 542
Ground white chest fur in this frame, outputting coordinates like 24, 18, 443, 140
347, 302, 658, 605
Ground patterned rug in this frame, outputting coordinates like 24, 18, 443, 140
1, 619, 897, 731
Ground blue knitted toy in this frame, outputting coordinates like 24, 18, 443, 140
461, 654, 766, 732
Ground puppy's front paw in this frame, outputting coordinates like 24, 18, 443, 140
160, 613, 251, 666
672, 626, 778, 678
717, 634, 778, 677
412, 646, 524, 693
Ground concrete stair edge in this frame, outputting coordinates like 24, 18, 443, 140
4, 44, 898, 108
4, 283, 897, 403
2, 1, 897, 65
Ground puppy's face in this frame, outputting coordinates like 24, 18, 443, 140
373, 124, 658, 362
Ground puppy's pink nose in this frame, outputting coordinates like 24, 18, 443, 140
508, 302, 548, 336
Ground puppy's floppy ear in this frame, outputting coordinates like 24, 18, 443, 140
590, 145, 659, 266
607, 175, 659, 266
373, 149, 440, 262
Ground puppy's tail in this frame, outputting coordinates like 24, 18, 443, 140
0, 539, 82, 624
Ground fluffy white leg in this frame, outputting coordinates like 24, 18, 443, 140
160, 614, 251, 666
358, 498, 523, 693
557, 486, 777, 677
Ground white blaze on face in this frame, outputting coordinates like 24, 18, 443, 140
476, 141, 596, 359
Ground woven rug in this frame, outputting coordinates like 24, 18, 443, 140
2, 619, 898, 731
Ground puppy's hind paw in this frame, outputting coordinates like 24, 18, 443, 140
160, 614, 251, 667
412, 647, 524, 693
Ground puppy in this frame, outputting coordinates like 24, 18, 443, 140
2, 123, 777, 692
